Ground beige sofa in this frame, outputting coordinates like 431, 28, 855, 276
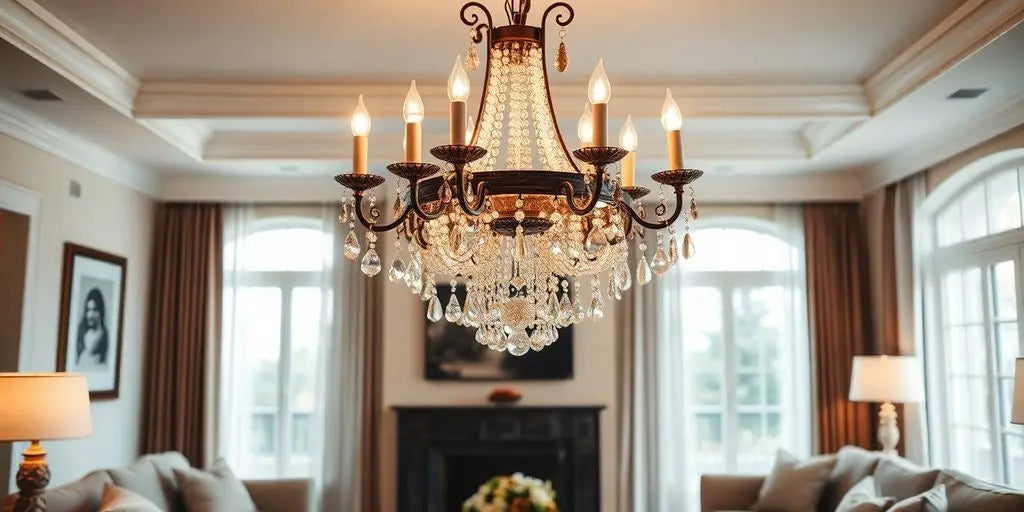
3, 452, 312, 512
700, 446, 1024, 512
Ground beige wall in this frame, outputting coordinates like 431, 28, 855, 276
376, 239, 620, 511
926, 124, 1024, 194
0, 133, 155, 488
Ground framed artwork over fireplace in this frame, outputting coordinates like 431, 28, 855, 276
425, 284, 574, 381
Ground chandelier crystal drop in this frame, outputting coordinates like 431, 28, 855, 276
334, 0, 703, 355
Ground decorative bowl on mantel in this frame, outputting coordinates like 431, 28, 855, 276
488, 387, 522, 405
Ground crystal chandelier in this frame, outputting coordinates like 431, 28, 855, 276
334, 0, 702, 355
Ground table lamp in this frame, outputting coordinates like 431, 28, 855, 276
0, 373, 92, 512
849, 355, 923, 455
1013, 358, 1023, 425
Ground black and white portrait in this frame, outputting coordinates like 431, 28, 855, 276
57, 243, 127, 399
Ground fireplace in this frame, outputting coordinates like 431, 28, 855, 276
394, 406, 604, 512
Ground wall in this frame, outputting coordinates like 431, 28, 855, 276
0, 133, 155, 488
926, 124, 1024, 194
377, 239, 620, 511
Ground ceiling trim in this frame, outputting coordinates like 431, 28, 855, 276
865, 0, 1024, 113
135, 81, 870, 120
0, 0, 138, 115
859, 89, 1024, 192
0, 99, 158, 194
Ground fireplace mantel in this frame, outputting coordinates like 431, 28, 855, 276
394, 405, 604, 512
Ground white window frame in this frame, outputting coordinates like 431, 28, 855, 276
922, 156, 1024, 484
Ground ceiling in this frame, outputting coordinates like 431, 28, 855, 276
0, 0, 1022, 200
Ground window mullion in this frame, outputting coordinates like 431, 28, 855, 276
722, 283, 737, 473
981, 264, 1004, 482
278, 286, 294, 478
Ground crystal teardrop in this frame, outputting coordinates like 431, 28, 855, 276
668, 235, 679, 265
388, 257, 406, 282
360, 248, 381, 276
514, 232, 527, 261
445, 294, 463, 323
529, 329, 547, 351
584, 225, 609, 255
557, 294, 573, 324
555, 41, 569, 73
548, 324, 559, 344
651, 248, 670, 276
637, 255, 653, 286
343, 230, 360, 260
426, 295, 443, 322
508, 330, 530, 356
574, 295, 586, 322
618, 263, 632, 291
547, 292, 560, 321
588, 290, 605, 319
683, 232, 696, 260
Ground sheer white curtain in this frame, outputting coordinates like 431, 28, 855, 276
633, 206, 810, 511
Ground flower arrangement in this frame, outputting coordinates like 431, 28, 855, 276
462, 473, 557, 512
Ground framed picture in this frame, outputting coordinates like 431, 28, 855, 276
56, 243, 127, 400
425, 284, 573, 381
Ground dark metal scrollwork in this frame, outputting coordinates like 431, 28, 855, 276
542, 2, 575, 32
461, 2, 493, 43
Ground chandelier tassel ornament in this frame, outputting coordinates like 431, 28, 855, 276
334, 1, 703, 354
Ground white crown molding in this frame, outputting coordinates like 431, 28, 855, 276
137, 119, 209, 161
865, 0, 1024, 113
0, 0, 138, 115
800, 120, 866, 156
0, 100, 158, 195
135, 81, 869, 120
859, 89, 1024, 192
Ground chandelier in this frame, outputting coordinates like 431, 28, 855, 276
334, 0, 702, 355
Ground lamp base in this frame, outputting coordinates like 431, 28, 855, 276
14, 441, 50, 512
877, 402, 900, 456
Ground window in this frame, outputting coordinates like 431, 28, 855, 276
659, 221, 810, 507
220, 217, 332, 480
925, 163, 1024, 487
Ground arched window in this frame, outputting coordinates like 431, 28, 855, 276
658, 218, 810, 508
924, 156, 1024, 487
221, 214, 333, 480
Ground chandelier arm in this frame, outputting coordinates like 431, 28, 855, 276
538, 3, 581, 173
410, 181, 446, 221
617, 188, 685, 230
460, 2, 493, 44
559, 170, 604, 215
455, 169, 490, 215
541, 2, 575, 31
351, 191, 413, 232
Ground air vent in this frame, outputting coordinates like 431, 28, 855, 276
948, 88, 988, 99
19, 89, 63, 101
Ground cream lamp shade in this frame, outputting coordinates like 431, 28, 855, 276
1013, 358, 1024, 425
849, 355, 924, 403
0, 373, 92, 441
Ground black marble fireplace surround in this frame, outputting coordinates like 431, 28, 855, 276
394, 406, 604, 512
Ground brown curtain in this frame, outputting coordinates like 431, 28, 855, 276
359, 277, 384, 512
140, 203, 222, 466
804, 203, 875, 453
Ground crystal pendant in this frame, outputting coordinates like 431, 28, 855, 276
514, 231, 527, 261
547, 292, 560, 321
491, 335, 508, 352
343, 231, 360, 260
444, 294, 463, 323
508, 330, 530, 356
529, 329, 547, 351
588, 291, 605, 319
608, 273, 622, 300
637, 255, 652, 286
584, 225, 609, 255
668, 235, 679, 265
475, 328, 488, 345
651, 248, 670, 276
426, 295, 443, 322
617, 262, 632, 291
388, 257, 406, 282
465, 295, 481, 325
683, 232, 696, 260
557, 294, 573, 325
574, 295, 586, 322
360, 248, 381, 276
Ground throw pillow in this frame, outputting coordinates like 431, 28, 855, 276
172, 458, 258, 512
889, 484, 948, 512
834, 476, 896, 512
754, 448, 838, 512
98, 483, 162, 512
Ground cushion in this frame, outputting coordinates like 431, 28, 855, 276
98, 483, 162, 512
936, 469, 1024, 512
173, 458, 257, 512
889, 484, 947, 512
108, 458, 176, 512
37, 470, 113, 512
873, 456, 940, 502
139, 452, 193, 511
821, 446, 882, 511
754, 449, 838, 512
834, 476, 896, 512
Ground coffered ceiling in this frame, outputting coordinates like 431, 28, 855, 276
0, 0, 1022, 201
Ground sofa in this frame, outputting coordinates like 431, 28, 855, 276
2, 452, 313, 512
700, 446, 1024, 512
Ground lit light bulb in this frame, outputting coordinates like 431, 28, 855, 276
661, 88, 682, 131
466, 116, 475, 144
577, 102, 593, 146
619, 115, 637, 152
403, 80, 424, 123
448, 55, 471, 102
588, 58, 611, 104
350, 94, 371, 136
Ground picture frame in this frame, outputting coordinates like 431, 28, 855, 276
56, 242, 127, 400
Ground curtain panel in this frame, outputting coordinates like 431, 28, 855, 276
140, 203, 223, 466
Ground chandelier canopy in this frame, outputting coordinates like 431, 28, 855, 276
334, 0, 702, 355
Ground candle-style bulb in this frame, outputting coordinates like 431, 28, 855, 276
448, 55, 471, 102
619, 115, 638, 152
403, 80, 424, 123
351, 94, 371, 136
577, 101, 593, 146
661, 88, 682, 131
588, 58, 611, 104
